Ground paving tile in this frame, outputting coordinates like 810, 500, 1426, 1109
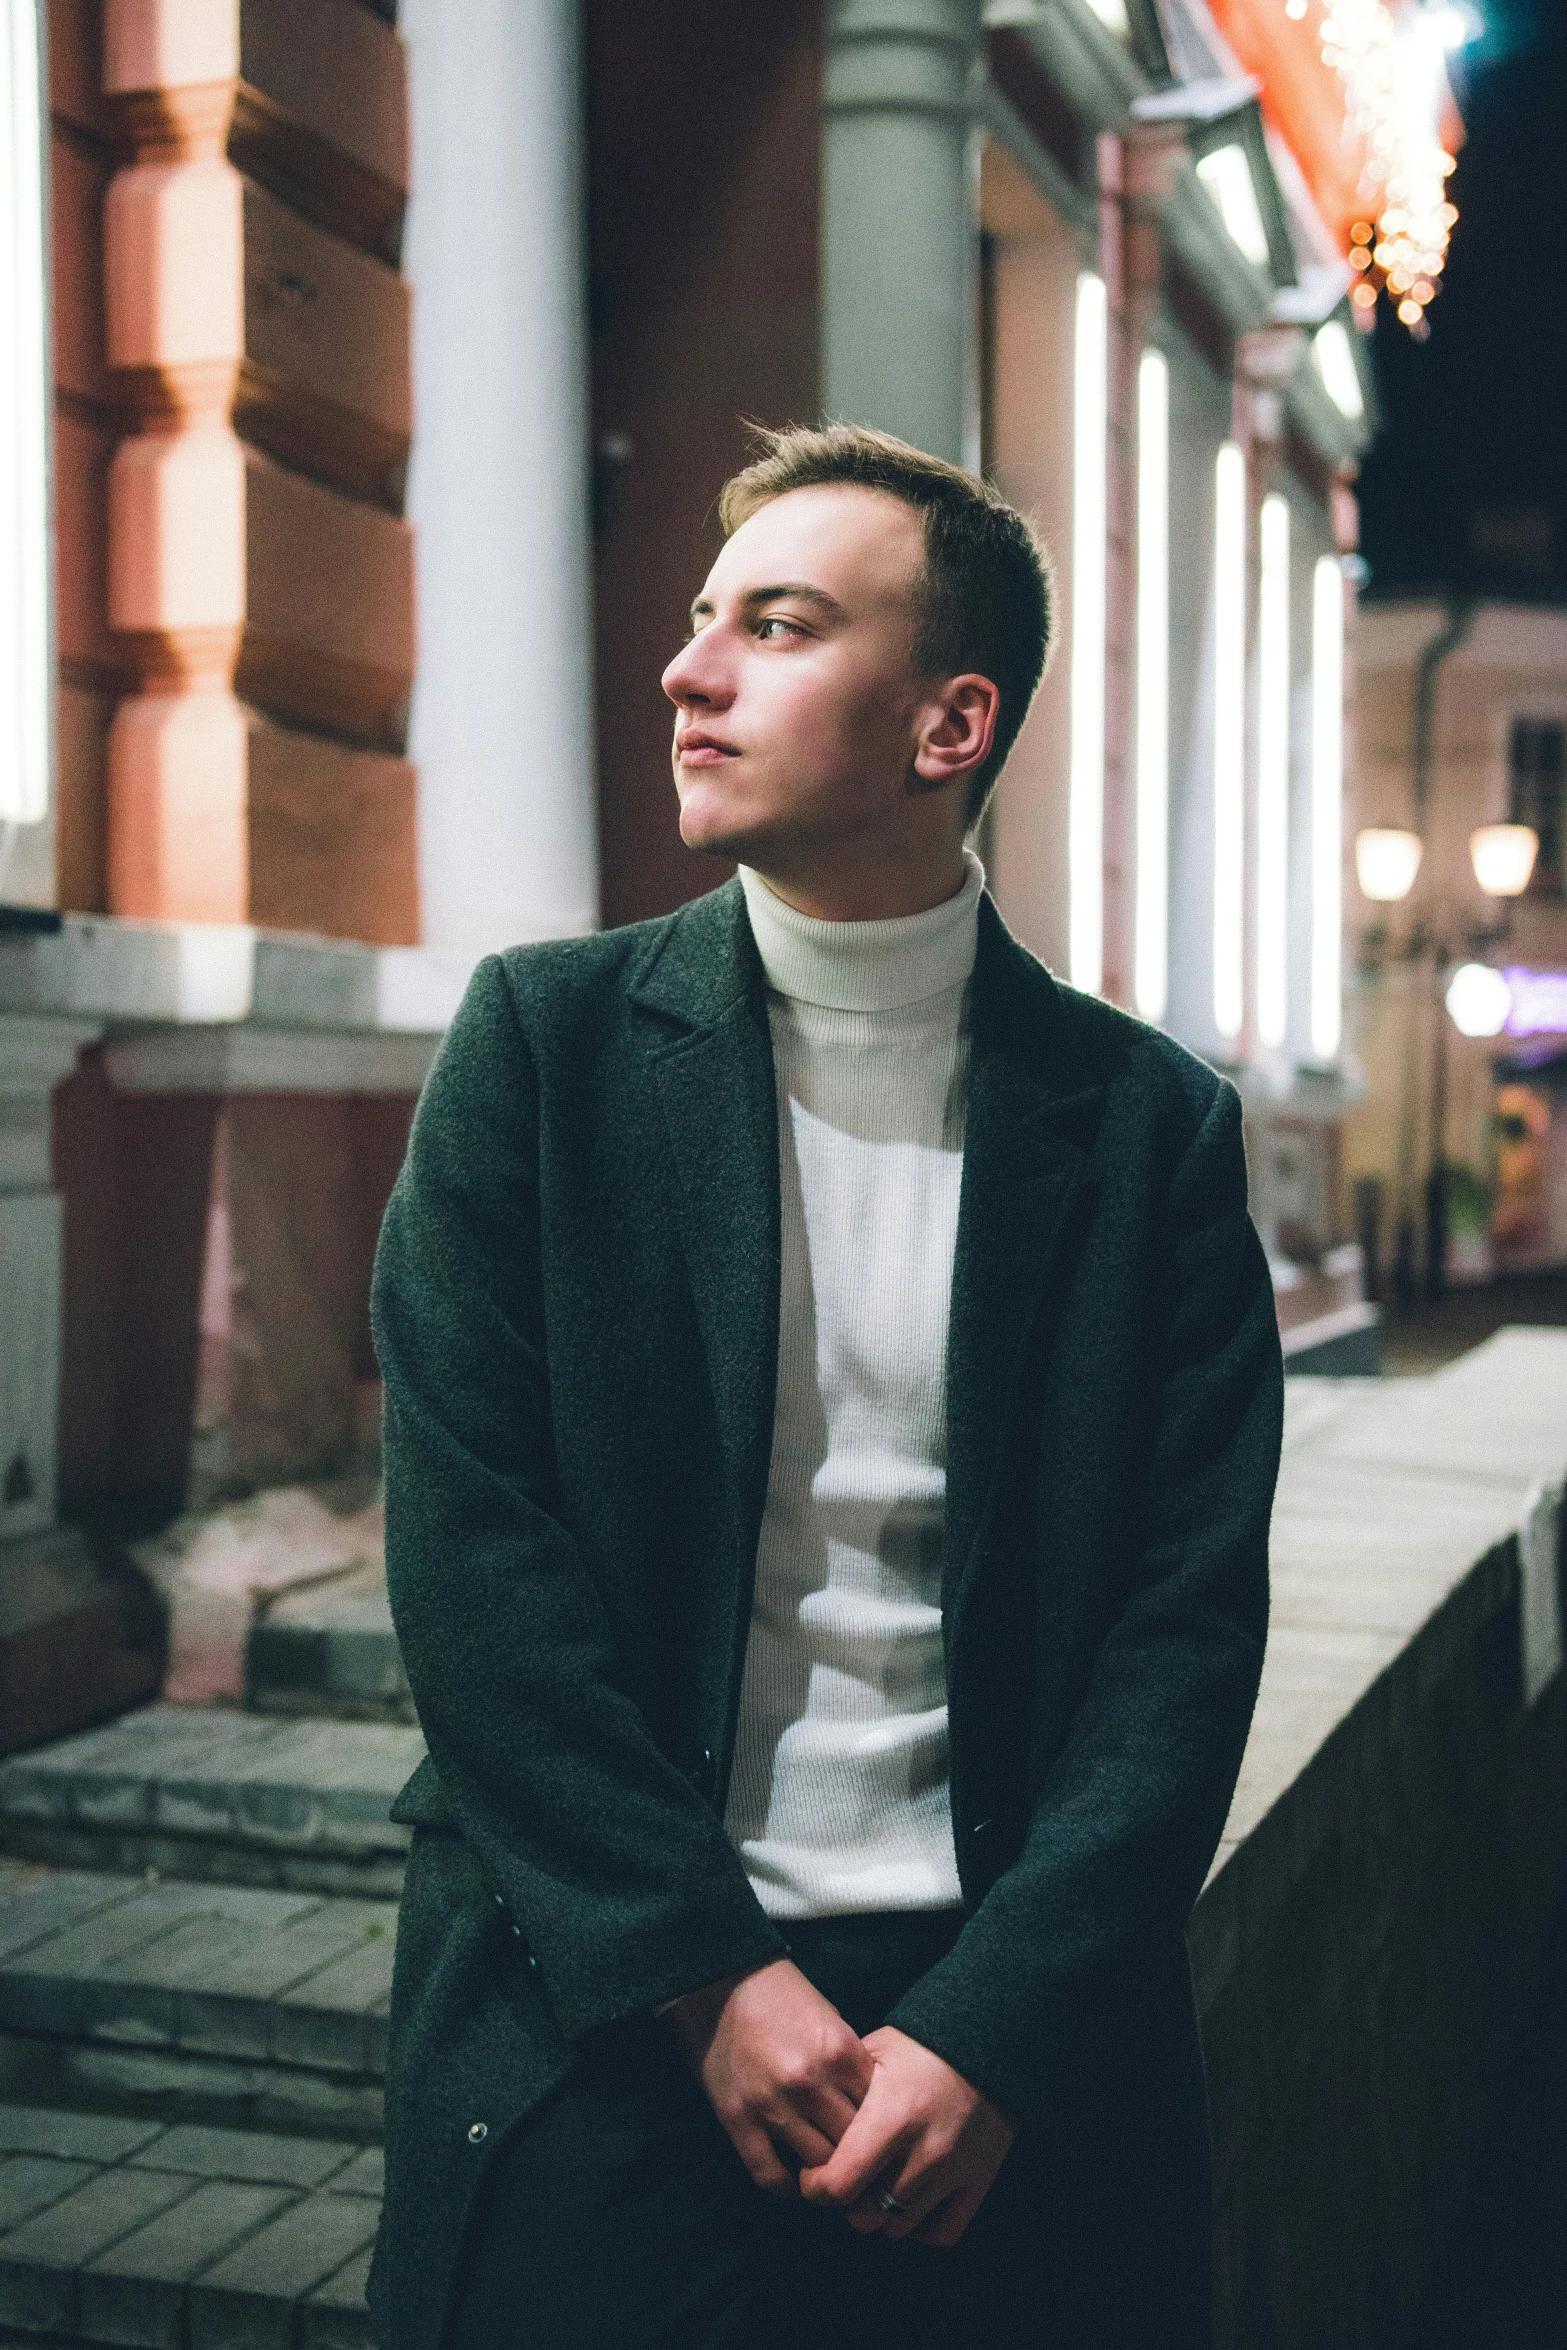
0, 2110, 166, 2164
270, 1941, 394, 2076
0, 2154, 96, 2232
81, 2180, 295, 2349
0, 1868, 144, 1967
301, 2242, 374, 2347
323, 2149, 381, 2200
184, 1912, 375, 2006
0, 2165, 193, 2334
190, 2194, 379, 2350
103, 1914, 266, 2003
127, 2127, 359, 2191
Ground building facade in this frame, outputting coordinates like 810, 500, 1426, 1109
2, 0, 1459, 1738
1351, 601, 1567, 1289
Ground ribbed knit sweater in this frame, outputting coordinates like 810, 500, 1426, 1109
721, 855, 982, 1918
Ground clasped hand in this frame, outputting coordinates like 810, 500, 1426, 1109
661, 1959, 1015, 2247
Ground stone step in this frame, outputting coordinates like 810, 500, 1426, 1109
0, 1864, 391, 2145
0, 1709, 423, 1900
247, 1574, 413, 1727
0, 2102, 378, 2346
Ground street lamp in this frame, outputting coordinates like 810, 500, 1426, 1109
1446, 962, 1511, 1038
1470, 823, 1538, 897
1356, 816, 1539, 1306
1356, 826, 1423, 901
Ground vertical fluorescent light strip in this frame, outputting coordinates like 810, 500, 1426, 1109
1211, 441, 1247, 1043
0, 0, 51, 827
1134, 348, 1169, 1022
1255, 493, 1290, 1051
1310, 555, 1345, 1061
1069, 272, 1108, 996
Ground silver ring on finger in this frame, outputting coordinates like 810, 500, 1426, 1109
876, 2189, 908, 2215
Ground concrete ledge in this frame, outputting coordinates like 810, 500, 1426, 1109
1195, 1331, 1567, 2349
0, 914, 474, 1095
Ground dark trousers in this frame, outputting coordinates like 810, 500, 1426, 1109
446, 1911, 1212, 2350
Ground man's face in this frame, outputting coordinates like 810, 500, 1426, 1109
661, 484, 937, 865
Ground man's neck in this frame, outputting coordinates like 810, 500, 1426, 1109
743, 841, 969, 924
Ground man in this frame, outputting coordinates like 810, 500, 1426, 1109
368, 425, 1281, 2350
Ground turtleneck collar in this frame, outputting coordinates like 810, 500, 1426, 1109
737, 853, 983, 1013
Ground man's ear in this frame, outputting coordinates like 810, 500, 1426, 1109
911, 675, 1000, 788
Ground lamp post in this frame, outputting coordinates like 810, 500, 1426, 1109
1353, 819, 1538, 1303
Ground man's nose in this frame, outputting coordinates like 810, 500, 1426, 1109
662, 627, 734, 709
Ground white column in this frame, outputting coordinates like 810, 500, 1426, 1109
0, 0, 53, 898
1211, 440, 1247, 1046
401, 0, 599, 956
821, 0, 985, 464
1068, 270, 1109, 995
1134, 346, 1169, 1024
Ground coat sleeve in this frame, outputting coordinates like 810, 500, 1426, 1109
372, 956, 784, 2041
885, 1076, 1280, 2130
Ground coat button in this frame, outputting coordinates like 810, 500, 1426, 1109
467, 2121, 488, 2145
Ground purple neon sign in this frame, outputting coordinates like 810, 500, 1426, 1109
1504, 967, 1567, 1038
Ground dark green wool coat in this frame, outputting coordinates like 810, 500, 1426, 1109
367, 879, 1281, 2350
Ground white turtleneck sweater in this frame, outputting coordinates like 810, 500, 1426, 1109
721, 855, 983, 1919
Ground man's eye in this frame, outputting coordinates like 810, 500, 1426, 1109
757, 616, 801, 641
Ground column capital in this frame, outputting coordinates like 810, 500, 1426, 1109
823, 0, 984, 118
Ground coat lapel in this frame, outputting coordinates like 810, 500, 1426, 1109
627, 883, 781, 1770
944, 900, 1102, 1637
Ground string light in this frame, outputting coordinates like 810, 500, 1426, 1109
1305, 0, 1461, 333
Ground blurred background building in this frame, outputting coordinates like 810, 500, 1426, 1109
0, 0, 1460, 1734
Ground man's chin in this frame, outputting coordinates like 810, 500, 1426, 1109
676, 792, 773, 866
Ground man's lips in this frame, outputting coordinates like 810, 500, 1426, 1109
677, 733, 739, 766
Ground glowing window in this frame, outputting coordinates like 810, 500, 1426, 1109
1196, 146, 1270, 271
1313, 321, 1365, 422
1310, 556, 1345, 1060
1255, 494, 1290, 1051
